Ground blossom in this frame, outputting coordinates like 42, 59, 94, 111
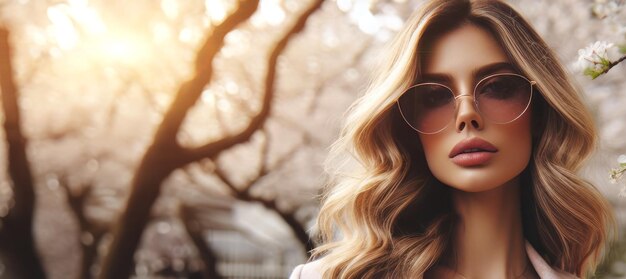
609, 155, 626, 198
610, 167, 625, 184
610, 155, 626, 180
619, 154, 626, 164
575, 41, 616, 78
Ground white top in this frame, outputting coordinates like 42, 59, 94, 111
289, 241, 578, 279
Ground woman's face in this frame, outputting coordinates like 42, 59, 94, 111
417, 23, 532, 192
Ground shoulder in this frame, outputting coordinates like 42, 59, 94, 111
290, 244, 579, 279
289, 259, 324, 279
525, 241, 579, 279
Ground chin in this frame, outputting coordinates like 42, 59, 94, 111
448, 183, 502, 193
435, 168, 523, 193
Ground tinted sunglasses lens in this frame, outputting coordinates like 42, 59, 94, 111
475, 75, 532, 123
398, 84, 455, 134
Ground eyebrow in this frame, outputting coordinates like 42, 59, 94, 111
418, 62, 519, 84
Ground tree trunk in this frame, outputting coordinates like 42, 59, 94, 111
97, 147, 180, 279
0, 27, 47, 279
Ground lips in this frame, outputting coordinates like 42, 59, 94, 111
449, 137, 498, 166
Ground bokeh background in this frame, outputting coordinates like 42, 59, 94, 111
0, 0, 624, 278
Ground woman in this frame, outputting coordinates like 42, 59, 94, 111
291, 0, 615, 278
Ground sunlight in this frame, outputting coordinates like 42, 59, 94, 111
56, 26, 154, 71
205, 0, 228, 24
45, 1, 154, 69
160, 0, 179, 19
46, 4, 79, 49
259, 0, 285, 26
250, 0, 286, 27
98, 36, 147, 64
151, 21, 173, 43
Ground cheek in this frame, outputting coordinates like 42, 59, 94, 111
418, 135, 450, 175
499, 114, 533, 172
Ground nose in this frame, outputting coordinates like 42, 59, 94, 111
454, 95, 484, 132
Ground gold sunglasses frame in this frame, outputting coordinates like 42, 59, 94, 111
396, 73, 537, 134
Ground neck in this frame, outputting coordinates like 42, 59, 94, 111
446, 178, 532, 279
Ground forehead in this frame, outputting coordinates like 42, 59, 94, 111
422, 23, 509, 77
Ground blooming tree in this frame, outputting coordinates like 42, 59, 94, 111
576, 0, 626, 196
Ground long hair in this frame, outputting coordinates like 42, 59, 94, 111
312, 0, 615, 278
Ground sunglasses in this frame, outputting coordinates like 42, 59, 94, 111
397, 73, 536, 134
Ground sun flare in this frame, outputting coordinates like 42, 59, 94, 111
95, 35, 150, 66
46, 2, 153, 68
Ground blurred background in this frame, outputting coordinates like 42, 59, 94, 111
0, 0, 624, 278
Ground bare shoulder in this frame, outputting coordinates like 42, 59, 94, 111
289, 259, 324, 279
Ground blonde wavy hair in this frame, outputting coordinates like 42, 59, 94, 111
312, 0, 616, 278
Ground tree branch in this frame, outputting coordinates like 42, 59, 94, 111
179, 0, 325, 165
155, 0, 261, 149
211, 138, 313, 253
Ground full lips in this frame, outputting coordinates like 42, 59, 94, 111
448, 137, 499, 167
450, 151, 495, 167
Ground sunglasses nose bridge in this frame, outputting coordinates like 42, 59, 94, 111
454, 94, 473, 101
453, 94, 476, 110
452, 94, 484, 132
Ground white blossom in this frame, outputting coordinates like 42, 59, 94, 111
619, 154, 626, 164
575, 41, 615, 73
610, 155, 626, 185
